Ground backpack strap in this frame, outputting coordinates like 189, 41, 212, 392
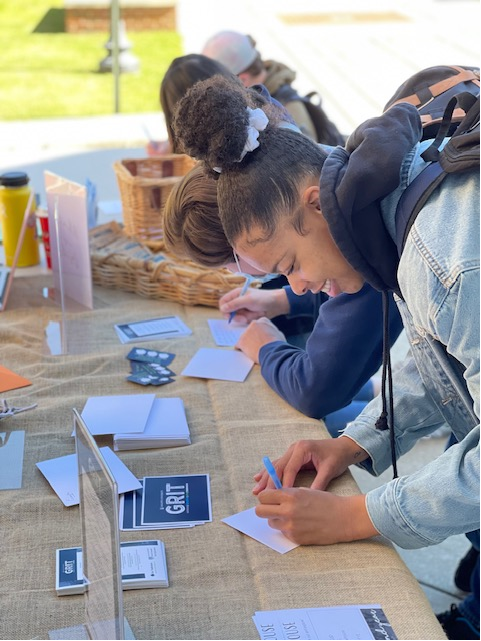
395, 161, 446, 257
388, 65, 480, 109
422, 92, 479, 163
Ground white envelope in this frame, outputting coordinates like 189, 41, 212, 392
37, 446, 142, 507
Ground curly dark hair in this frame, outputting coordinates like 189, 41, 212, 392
173, 75, 280, 169
173, 75, 328, 246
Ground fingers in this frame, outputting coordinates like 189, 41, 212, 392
252, 469, 275, 494
219, 288, 243, 307
219, 288, 274, 318
219, 295, 254, 323
310, 468, 332, 491
281, 442, 313, 488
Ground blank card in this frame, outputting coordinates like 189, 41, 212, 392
181, 347, 254, 382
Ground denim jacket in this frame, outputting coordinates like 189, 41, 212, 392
344, 142, 480, 549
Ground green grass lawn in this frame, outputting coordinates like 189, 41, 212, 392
0, 0, 182, 119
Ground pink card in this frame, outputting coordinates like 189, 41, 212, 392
44, 171, 93, 310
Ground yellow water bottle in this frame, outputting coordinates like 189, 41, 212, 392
0, 171, 40, 267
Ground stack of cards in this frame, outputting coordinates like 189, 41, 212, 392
113, 397, 191, 451
120, 475, 212, 531
56, 540, 169, 595
126, 347, 176, 387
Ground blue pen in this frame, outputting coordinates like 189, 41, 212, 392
262, 456, 283, 489
228, 276, 251, 324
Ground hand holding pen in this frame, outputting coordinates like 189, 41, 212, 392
262, 456, 283, 489
228, 276, 252, 324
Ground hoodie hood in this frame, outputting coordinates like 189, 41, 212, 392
319, 103, 423, 478
320, 103, 422, 292
263, 59, 297, 96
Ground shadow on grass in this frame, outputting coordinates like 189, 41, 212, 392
33, 8, 65, 33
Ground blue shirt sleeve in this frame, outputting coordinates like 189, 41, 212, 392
259, 284, 403, 419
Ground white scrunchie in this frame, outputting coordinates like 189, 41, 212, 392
213, 107, 269, 173
239, 107, 269, 160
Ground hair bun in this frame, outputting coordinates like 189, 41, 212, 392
173, 75, 250, 169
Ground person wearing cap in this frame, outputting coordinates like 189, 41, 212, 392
202, 30, 344, 145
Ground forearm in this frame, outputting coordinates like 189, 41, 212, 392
366, 427, 480, 549
344, 354, 453, 477
321, 439, 379, 543
269, 288, 291, 317
260, 287, 403, 419
338, 434, 370, 465
339, 494, 379, 542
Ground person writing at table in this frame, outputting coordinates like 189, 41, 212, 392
171, 75, 479, 640
150, 52, 320, 341
163, 163, 402, 435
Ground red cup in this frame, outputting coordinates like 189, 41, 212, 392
36, 209, 52, 269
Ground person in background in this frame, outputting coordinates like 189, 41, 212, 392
171, 74, 479, 640
146, 53, 237, 156
163, 163, 402, 436
202, 30, 345, 146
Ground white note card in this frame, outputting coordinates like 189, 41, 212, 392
222, 507, 299, 554
81, 393, 156, 435
207, 318, 246, 347
36, 446, 141, 507
181, 347, 254, 382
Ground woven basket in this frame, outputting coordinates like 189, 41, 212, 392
89, 221, 259, 308
113, 154, 197, 251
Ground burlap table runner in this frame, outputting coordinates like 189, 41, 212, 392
0, 276, 445, 640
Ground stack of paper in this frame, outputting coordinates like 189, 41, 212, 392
113, 398, 191, 451
56, 540, 168, 595
120, 474, 212, 531
252, 604, 397, 640
114, 315, 192, 344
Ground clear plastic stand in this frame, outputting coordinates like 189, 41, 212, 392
42, 192, 103, 356
48, 617, 135, 640
48, 410, 135, 640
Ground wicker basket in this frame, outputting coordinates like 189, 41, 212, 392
113, 154, 197, 251
89, 221, 259, 308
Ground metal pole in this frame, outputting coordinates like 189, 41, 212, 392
111, 0, 120, 113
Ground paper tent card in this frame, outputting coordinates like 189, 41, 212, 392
44, 171, 93, 310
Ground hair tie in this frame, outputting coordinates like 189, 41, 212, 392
239, 107, 269, 160
213, 106, 269, 173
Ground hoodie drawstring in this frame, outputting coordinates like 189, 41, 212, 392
375, 290, 398, 478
